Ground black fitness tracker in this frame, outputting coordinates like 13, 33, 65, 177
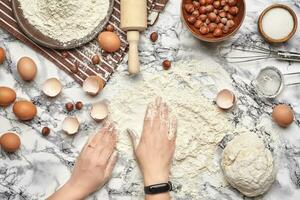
144, 181, 173, 195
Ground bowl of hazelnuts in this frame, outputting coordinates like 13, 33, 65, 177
182, 0, 245, 42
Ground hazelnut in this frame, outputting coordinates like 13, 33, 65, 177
184, 4, 195, 13
217, 23, 225, 29
61, 51, 69, 58
205, 18, 211, 25
192, 10, 200, 17
199, 6, 207, 14
219, 11, 226, 18
226, 20, 235, 28
42, 127, 50, 136
213, 28, 223, 37
199, 0, 206, 6
223, 5, 230, 12
221, 17, 228, 25
75, 101, 83, 110
206, 0, 214, 4
70, 62, 79, 74
91, 55, 100, 65
227, 13, 233, 20
214, 9, 219, 14
194, 20, 203, 29
193, 1, 200, 9
229, 6, 239, 15
220, 0, 226, 6
222, 25, 230, 33
208, 12, 217, 22
215, 16, 221, 23
106, 24, 114, 32
199, 14, 207, 21
213, 1, 221, 9
208, 23, 217, 32
150, 32, 158, 42
162, 60, 171, 70
199, 26, 209, 35
228, 0, 237, 6
65, 102, 74, 112
187, 16, 197, 24
206, 5, 214, 12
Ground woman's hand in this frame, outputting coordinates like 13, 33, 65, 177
128, 97, 177, 186
48, 123, 118, 200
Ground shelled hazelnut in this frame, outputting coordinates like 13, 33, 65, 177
162, 60, 171, 70
75, 101, 83, 110
91, 55, 100, 65
150, 32, 159, 42
42, 127, 50, 136
65, 102, 74, 112
106, 24, 114, 32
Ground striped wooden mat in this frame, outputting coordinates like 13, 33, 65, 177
0, 0, 169, 85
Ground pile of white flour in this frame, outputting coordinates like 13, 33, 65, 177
107, 59, 280, 198
19, 0, 109, 43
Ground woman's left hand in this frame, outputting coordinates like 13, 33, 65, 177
48, 122, 118, 200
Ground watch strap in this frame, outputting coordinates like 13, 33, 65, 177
144, 181, 173, 195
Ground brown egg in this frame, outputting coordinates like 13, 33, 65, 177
0, 47, 6, 64
13, 100, 37, 121
0, 132, 21, 153
0, 86, 16, 107
17, 57, 37, 81
272, 104, 294, 128
97, 31, 121, 53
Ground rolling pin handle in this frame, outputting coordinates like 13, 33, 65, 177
127, 31, 140, 75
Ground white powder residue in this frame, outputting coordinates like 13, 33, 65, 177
19, 0, 110, 43
262, 8, 294, 40
107, 59, 281, 199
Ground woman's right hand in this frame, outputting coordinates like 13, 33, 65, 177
128, 97, 177, 186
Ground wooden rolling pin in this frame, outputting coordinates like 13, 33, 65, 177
121, 0, 147, 74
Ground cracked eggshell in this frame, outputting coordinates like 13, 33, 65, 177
43, 78, 62, 97
90, 102, 108, 122
62, 116, 80, 135
82, 76, 105, 96
216, 89, 236, 110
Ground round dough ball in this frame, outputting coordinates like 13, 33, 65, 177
221, 133, 275, 197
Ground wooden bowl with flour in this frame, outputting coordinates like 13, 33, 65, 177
12, 0, 115, 49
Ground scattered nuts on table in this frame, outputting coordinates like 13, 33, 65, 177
184, 0, 240, 38
106, 24, 114, 32
0, 47, 6, 64
61, 51, 69, 58
70, 62, 79, 74
162, 60, 171, 70
91, 55, 100, 65
65, 102, 74, 112
42, 127, 50, 136
75, 101, 83, 110
150, 32, 158, 42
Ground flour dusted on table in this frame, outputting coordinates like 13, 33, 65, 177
108, 59, 280, 199
19, 0, 110, 43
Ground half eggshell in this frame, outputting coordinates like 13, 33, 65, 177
62, 116, 80, 135
90, 102, 108, 122
216, 89, 236, 110
82, 76, 105, 96
43, 78, 62, 97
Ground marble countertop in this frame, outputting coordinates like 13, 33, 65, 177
1, 0, 300, 199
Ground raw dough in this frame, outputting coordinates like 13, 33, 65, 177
221, 132, 276, 197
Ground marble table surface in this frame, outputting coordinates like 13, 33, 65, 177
1, 0, 300, 199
